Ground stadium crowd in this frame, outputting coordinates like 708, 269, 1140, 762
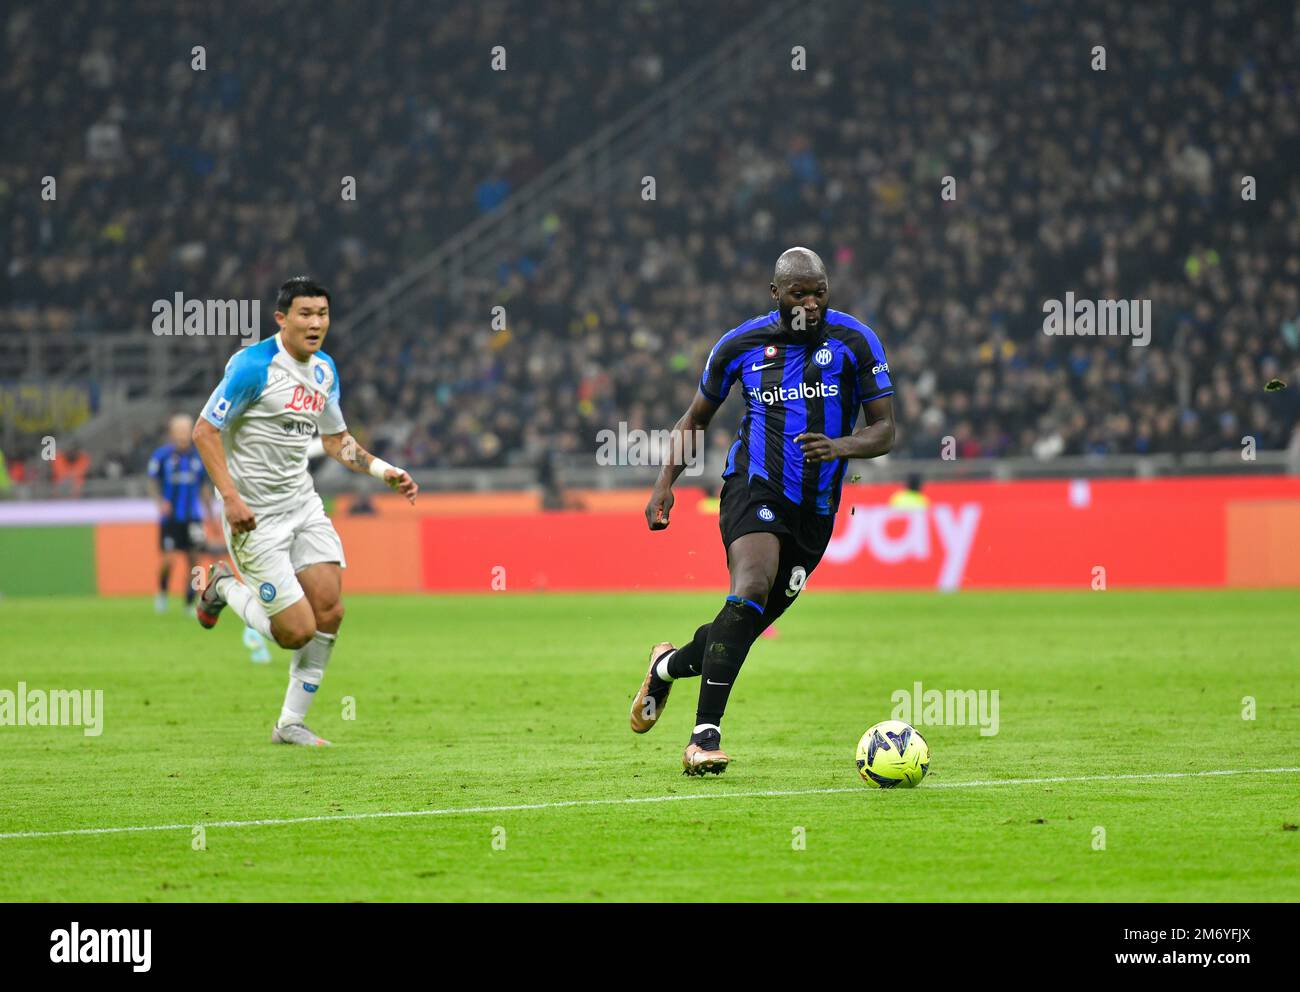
3, 0, 1299, 481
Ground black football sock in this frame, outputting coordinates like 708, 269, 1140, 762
184, 581, 197, 606
694, 595, 765, 730
158, 570, 170, 594
664, 624, 710, 679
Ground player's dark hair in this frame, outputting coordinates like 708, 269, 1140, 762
276, 276, 331, 313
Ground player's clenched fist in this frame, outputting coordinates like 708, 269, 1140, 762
646, 485, 674, 530
223, 492, 257, 534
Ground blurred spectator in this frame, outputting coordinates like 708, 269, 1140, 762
888, 474, 929, 510
52, 446, 91, 497
5, 0, 1300, 472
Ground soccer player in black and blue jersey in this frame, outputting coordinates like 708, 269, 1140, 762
630, 247, 895, 775
147, 413, 211, 614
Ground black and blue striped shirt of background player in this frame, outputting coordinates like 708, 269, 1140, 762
699, 308, 894, 515
147, 443, 207, 523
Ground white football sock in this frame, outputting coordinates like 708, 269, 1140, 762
655, 651, 677, 681
693, 723, 720, 735
216, 576, 272, 638
278, 630, 336, 728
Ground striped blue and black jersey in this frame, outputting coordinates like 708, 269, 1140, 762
700, 308, 893, 515
147, 444, 207, 523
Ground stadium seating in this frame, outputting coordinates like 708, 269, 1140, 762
3, 0, 1298, 476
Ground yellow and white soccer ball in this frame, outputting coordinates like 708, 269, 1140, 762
855, 720, 930, 788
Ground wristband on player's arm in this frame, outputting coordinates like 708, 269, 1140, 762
368, 457, 402, 482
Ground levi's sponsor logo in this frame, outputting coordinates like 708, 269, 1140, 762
284, 385, 325, 413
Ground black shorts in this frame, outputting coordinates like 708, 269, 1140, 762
159, 519, 204, 553
717, 474, 835, 622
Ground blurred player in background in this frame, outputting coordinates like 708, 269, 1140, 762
191, 277, 419, 746
632, 248, 895, 775
147, 414, 210, 615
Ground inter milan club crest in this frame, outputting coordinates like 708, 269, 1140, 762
764, 345, 777, 359
814, 347, 833, 367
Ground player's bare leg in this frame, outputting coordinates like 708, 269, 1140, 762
267, 596, 318, 647
683, 532, 779, 776
270, 562, 342, 747
298, 562, 344, 635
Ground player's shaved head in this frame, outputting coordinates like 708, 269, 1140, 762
772, 247, 827, 292
770, 247, 829, 334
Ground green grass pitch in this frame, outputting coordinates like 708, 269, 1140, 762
1, 589, 1297, 901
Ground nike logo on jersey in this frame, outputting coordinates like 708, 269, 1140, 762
751, 362, 776, 371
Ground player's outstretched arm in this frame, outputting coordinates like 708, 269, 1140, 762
192, 419, 258, 533
645, 390, 720, 531
321, 430, 418, 505
797, 395, 895, 463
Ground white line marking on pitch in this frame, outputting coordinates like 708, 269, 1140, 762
2, 766, 1297, 841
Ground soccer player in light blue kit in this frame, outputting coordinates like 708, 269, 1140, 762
191, 277, 419, 746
